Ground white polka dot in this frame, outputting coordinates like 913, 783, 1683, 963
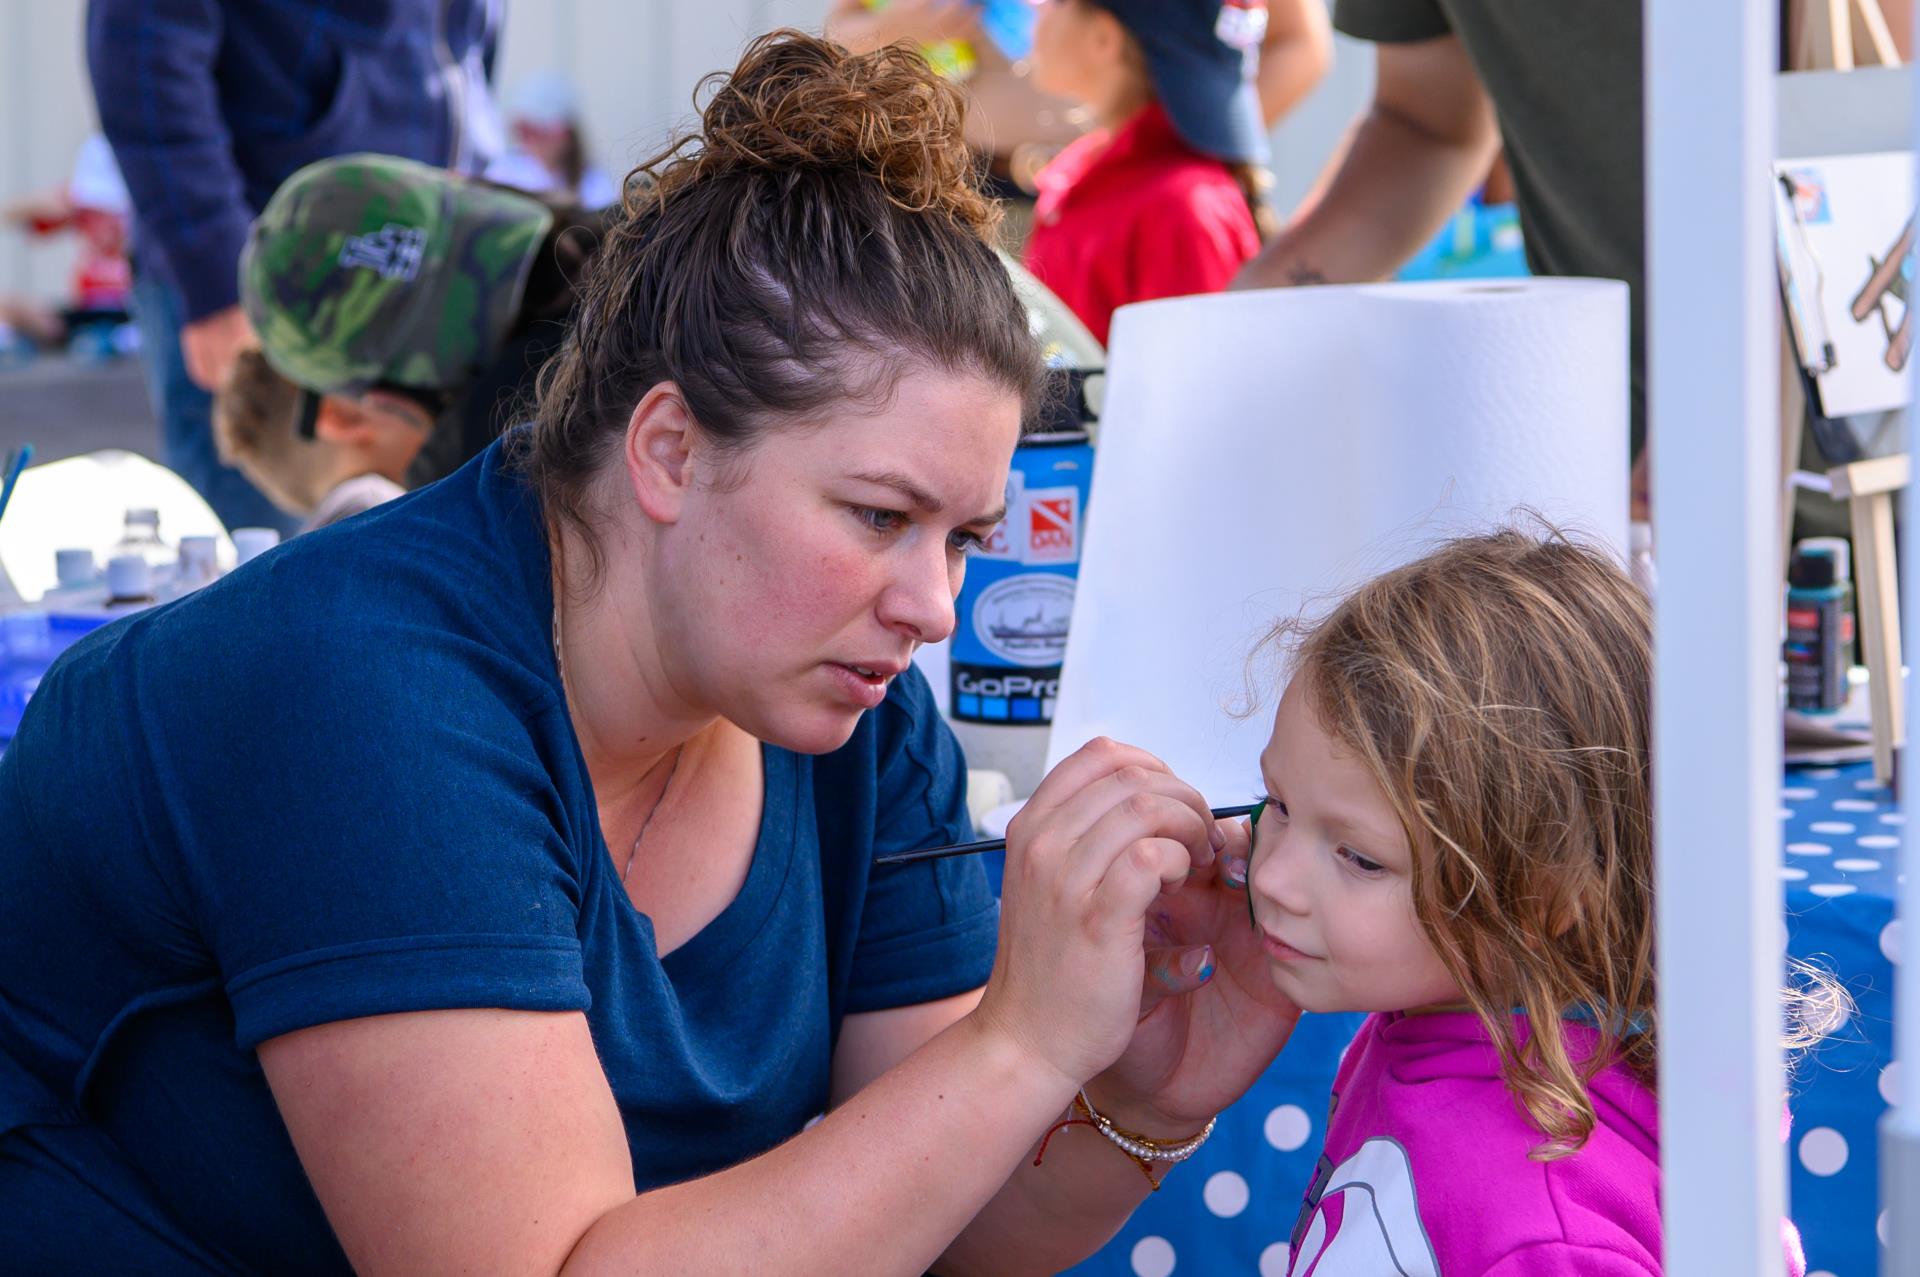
1883, 920, 1902, 964
1859, 834, 1901, 849
1264, 1104, 1313, 1152
1781, 866, 1810, 881
1805, 768, 1841, 779
1881, 1060, 1901, 1106
1786, 842, 1832, 856
1131, 1235, 1176, 1277
1835, 858, 1883, 872
1202, 1170, 1250, 1218
1783, 786, 1817, 800
1855, 775, 1886, 789
1810, 882, 1857, 897
1880, 1209, 1891, 1246
1799, 1126, 1850, 1176
1259, 1243, 1293, 1277
1881, 812, 1906, 825
1834, 797, 1880, 811
1811, 1270, 1839, 1277
1810, 821, 1856, 835
1781, 807, 1797, 821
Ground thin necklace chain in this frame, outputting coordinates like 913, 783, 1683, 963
552, 587, 683, 884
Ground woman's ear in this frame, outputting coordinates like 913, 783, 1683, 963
623, 382, 699, 524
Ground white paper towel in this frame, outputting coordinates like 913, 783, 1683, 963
1044, 278, 1631, 804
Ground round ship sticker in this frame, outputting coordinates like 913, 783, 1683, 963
972, 573, 1076, 666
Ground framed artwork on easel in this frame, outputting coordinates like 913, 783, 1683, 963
1775, 150, 1914, 419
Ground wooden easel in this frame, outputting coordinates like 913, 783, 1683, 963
1783, 0, 1907, 783
1790, 0, 1902, 71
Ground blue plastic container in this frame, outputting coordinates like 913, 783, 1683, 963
0, 611, 109, 744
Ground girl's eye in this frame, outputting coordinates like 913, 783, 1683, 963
948, 528, 988, 555
1337, 846, 1386, 876
855, 506, 907, 536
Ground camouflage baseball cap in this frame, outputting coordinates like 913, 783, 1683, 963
240, 153, 555, 397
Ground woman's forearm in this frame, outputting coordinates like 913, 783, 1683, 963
562, 1014, 1084, 1277
934, 1087, 1178, 1277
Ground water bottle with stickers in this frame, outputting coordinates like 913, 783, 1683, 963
948, 368, 1096, 794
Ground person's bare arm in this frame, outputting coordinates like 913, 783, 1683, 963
262, 739, 1221, 1277
1257, 0, 1335, 126
823, 0, 978, 53
831, 987, 1194, 1277
265, 1005, 1075, 1277
1235, 35, 1500, 289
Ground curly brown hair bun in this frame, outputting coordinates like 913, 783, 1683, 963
671, 31, 1001, 240
521, 30, 1041, 578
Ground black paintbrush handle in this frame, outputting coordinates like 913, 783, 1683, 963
876, 803, 1259, 867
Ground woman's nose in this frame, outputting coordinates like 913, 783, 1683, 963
878, 541, 958, 644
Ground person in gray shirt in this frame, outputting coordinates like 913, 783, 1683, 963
1237, 1, 1646, 516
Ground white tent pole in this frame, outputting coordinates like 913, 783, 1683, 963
1648, 0, 1785, 1274
1885, 7, 1920, 1272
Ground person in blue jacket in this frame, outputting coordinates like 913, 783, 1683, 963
86, 0, 502, 535
0, 32, 1298, 1275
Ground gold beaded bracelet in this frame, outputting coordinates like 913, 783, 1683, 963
1033, 1090, 1218, 1191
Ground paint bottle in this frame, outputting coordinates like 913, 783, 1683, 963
231, 527, 281, 566
948, 368, 1096, 795
1784, 540, 1852, 713
104, 554, 158, 607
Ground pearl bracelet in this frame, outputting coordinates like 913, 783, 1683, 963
1074, 1090, 1217, 1164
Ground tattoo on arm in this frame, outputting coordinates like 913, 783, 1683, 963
1287, 264, 1329, 286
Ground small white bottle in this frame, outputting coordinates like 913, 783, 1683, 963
105, 554, 157, 607
55, 548, 98, 590
112, 508, 175, 571
231, 527, 281, 567
41, 548, 107, 613
176, 535, 220, 590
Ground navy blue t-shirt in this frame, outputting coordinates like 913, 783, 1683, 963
0, 440, 998, 1274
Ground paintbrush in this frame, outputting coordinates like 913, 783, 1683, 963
0, 444, 32, 527
877, 802, 1259, 867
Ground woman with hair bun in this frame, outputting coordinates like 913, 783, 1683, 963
0, 31, 1295, 1275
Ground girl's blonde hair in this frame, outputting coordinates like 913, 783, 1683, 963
1284, 527, 1655, 1156
1274, 524, 1848, 1157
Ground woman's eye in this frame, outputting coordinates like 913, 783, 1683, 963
855, 506, 907, 535
1337, 847, 1385, 876
948, 528, 987, 555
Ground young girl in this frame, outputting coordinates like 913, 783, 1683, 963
1235, 528, 1825, 1275
1022, 0, 1278, 344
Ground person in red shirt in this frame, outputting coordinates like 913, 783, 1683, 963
1023, 0, 1279, 345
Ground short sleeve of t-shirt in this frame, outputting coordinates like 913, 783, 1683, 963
13, 562, 595, 1053
1333, 0, 1453, 42
839, 668, 999, 1015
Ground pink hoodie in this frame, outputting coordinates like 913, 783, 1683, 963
1283, 1012, 1806, 1277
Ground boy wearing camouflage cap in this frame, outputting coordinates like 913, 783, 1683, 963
240, 153, 605, 484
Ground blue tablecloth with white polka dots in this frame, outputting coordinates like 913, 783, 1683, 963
1053, 761, 1897, 1277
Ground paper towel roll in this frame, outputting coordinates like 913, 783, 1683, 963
1045, 278, 1631, 804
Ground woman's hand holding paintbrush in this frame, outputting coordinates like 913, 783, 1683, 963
946, 739, 1299, 1147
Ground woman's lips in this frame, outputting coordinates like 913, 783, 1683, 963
826, 662, 892, 709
